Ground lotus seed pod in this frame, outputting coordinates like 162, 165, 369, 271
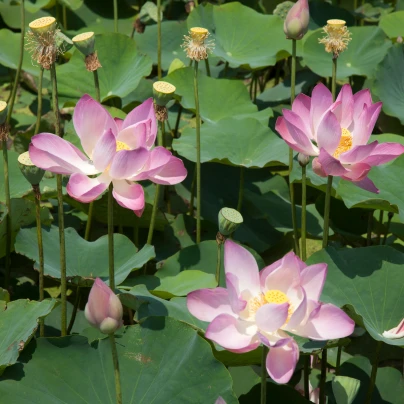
72, 32, 96, 56
29, 16, 57, 36
18, 151, 45, 185
298, 153, 310, 167
273, 1, 294, 20
153, 81, 176, 107
283, 0, 310, 40
218, 207, 243, 236
0, 101, 8, 126
84, 278, 123, 335
319, 19, 351, 57
182, 27, 215, 61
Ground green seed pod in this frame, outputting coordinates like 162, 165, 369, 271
72, 32, 96, 56
153, 81, 176, 106
0, 101, 8, 126
29, 17, 57, 36
18, 151, 45, 185
218, 207, 243, 236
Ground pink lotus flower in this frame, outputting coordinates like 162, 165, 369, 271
276, 83, 404, 193
29, 95, 187, 216
187, 240, 354, 384
382, 318, 404, 339
283, 0, 310, 40
85, 278, 123, 334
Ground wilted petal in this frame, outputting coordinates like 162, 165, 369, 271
205, 314, 258, 351
29, 133, 99, 175
266, 338, 299, 384
187, 288, 235, 322
67, 173, 110, 203
109, 147, 149, 180
112, 180, 145, 216
73, 94, 117, 157
224, 240, 261, 297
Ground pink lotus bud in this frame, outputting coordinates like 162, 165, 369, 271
283, 0, 310, 40
84, 278, 123, 334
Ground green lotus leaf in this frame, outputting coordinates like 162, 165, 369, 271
308, 246, 404, 346
14, 226, 155, 286
303, 26, 391, 79
379, 10, 404, 38
0, 299, 57, 375
0, 318, 238, 403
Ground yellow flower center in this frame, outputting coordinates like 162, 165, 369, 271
333, 128, 353, 159
264, 289, 289, 304
116, 140, 130, 152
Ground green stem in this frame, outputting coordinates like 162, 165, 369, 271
67, 286, 81, 335
2, 138, 11, 291
301, 164, 307, 261
304, 355, 310, 400
108, 183, 115, 290
204, 58, 211, 77
289, 39, 300, 257
376, 210, 384, 245
237, 167, 245, 213
93, 70, 101, 102
6, 0, 24, 125
62, 5, 67, 29
133, 217, 139, 246
322, 176, 333, 249
215, 241, 222, 285
332, 57, 337, 101
113, 0, 118, 33
34, 67, 44, 135
319, 349, 328, 404
157, 0, 162, 79
50, 63, 67, 336
335, 346, 342, 376
253, 75, 258, 102
367, 210, 373, 246
194, 0, 199, 6
365, 341, 382, 404
34, 189, 45, 337
174, 104, 183, 138
194, 61, 202, 244
261, 346, 268, 404
109, 334, 122, 404
382, 213, 394, 245
146, 120, 164, 246
188, 167, 196, 216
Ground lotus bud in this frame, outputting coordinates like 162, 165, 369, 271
84, 278, 123, 334
18, 151, 45, 190
218, 207, 243, 237
298, 153, 310, 167
72, 32, 102, 72
0, 101, 8, 142
283, 0, 310, 40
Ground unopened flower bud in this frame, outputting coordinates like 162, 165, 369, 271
18, 151, 45, 186
397, 36, 403, 44
283, 0, 309, 40
298, 153, 310, 167
84, 278, 123, 334
218, 207, 243, 236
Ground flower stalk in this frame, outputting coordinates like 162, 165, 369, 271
304, 355, 310, 399
367, 210, 373, 246
237, 167, 245, 213
194, 60, 202, 243
67, 286, 81, 335
383, 212, 394, 245
322, 176, 333, 249
108, 183, 115, 290
109, 334, 122, 404
34, 67, 44, 135
157, 0, 162, 79
319, 349, 328, 404
113, 0, 118, 33
298, 153, 309, 261
261, 345, 268, 404
365, 341, 382, 404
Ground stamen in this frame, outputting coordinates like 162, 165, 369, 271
333, 128, 353, 159
116, 141, 130, 152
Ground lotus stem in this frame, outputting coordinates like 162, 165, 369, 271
62, 5, 67, 29
382, 212, 394, 245
67, 285, 81, 335
34, 186, 45, 336
194, 0, 199, 7
113, 0, 118, 33
261, 346, 268, 404
6, 0, 24, 125
50, 63, 67, 336
93, 70, 101, 102
332, 57, 337, 100
193, 61, 202, 243
304, 355, 310, 399
365, 341, 382, 404
2, 137, 11, 291
301, 164, 307, 261
224, 61, 229, 76
204, 58, 211, 77
109, 333, 122, 404
174, 104, 183, 138
367, 210, 373, 246
289, 39, 300, 257
34, 67, 44, 135
215, 233, 224, 285
335, 346, 342, 375
319, 348, 328, 404
188, 168, 196, 216
376, 210, 384, 245
322, 176, 333, 248
157, 0, 162, 79
237, 167, 245, 213
147, 120, 164, 246
108, 183, 115, 290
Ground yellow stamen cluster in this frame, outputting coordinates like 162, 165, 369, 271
265, 289, 294, 323
116, 141, 131, 152
182, 27, 215, 62
333, 128, 353, 159
319, 19, 351, 58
